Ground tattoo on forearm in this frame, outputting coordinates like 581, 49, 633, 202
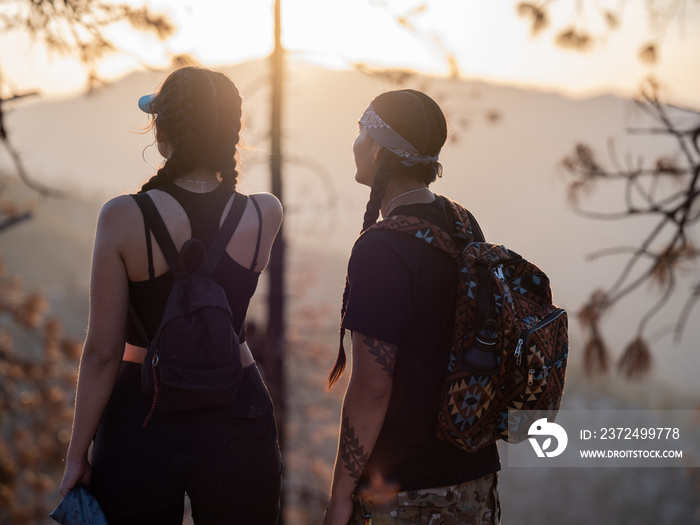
363, 336, 397, 376
339, 415, 368, 481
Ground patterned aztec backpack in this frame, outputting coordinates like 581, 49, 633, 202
129, 192, 253, 426
369, 195, 569, 453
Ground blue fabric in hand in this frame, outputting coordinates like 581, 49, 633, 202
49, 485, 108, 525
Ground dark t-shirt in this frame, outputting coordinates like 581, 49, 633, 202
342, 196, 501, 491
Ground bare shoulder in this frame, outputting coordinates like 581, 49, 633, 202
248, 192, 283, 224
248, 192, 282, 212
99, 193, 137, 214
96, 194, 141, 237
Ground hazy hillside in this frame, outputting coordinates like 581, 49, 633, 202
2, 58, 697, 394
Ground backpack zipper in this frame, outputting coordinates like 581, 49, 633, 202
514, 308, 566, 366
514, 339, 524, 365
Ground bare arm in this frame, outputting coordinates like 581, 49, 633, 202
246, 192, 283, 273
322, 331, 397, 525
60, 197, 131, 496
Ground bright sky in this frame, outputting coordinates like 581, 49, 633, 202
1, 0, 699, 106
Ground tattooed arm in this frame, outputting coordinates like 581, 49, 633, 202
322, 331, 397, 525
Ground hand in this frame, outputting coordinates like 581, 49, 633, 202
59, 456, 92, 497
321, 496, 354, 525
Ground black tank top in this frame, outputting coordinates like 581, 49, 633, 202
124, 182, 261, 346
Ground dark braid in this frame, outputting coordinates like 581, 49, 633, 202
139, 164, 171, 193
215, 74, 242, 191
327, 277, 350, 388
219, 160, 238, 190
327, 154, 395, 388
202, 71, 242, 191
361, 154, 396, 230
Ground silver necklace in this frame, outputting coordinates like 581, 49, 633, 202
175, 179, 220, 193
384, 187, 431, 215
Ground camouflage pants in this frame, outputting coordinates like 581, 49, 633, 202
349, 473, 500, 525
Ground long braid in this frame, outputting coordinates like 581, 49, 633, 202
218, 86, 242, 191
220, 157, 239, 190
139, 162, 171, 193
210, 72, 242, 191
218, 116, 241, 191
361, 154, 394, 231
327, 278, 351, 388
327, 155, 395, 388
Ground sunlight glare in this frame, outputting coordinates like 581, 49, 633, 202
0, 0, 697, 105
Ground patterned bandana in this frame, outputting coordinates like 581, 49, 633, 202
359, 103, 440, 167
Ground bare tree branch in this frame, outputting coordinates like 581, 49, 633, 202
517, 0, 695, 64
0, 210, 32, 233
564, 84, 700, 378
0, 0, 175, 91
1, 133, 69, 199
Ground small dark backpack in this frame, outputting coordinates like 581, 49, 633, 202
129, 192, 252, 425
368, 195, 569, 452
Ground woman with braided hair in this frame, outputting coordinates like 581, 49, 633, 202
59, 67, 283, 524
323, 90, 501, 525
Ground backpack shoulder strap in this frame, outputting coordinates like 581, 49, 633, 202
368, 213, 459, 259
439, 194, 486, 243
248, 196, 263, 272
130, 193, 182, 278
368, 194, 485, 259
207, 192, 249, 274
466, 210, 486, 243
136, 197, 156, 280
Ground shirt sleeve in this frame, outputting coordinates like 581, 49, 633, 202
341, 232, 412, 344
